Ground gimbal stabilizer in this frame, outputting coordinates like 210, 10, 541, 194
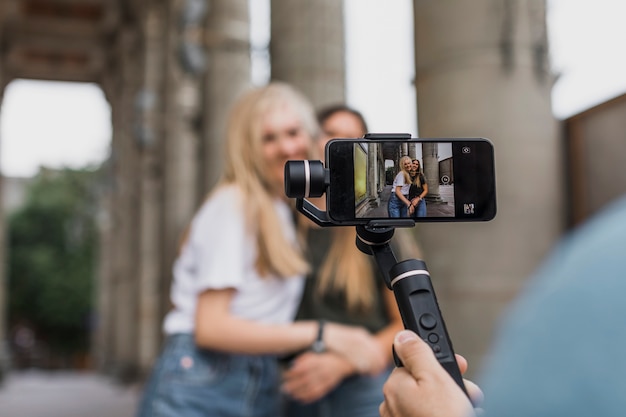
285, 133, 467, 395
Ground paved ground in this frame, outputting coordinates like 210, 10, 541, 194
0, 370, 140, 417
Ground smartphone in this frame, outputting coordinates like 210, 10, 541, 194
325, 137, 496, 225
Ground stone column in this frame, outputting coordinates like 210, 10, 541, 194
422, 143, 442, 202
412, 0, 563, 372
0, 81, 6, 380
367, 142, 378, 198
134, 1, 167, 376
201, 0, 251, 193
270, 0, 345, 108
105, 25, 143, 381
160, 0, 204, 311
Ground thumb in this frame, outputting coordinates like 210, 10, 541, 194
393, 330, 441, 378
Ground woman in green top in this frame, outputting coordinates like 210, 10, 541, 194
282, 105, 421, 417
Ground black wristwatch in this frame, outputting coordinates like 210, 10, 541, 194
311, 320, 326, 353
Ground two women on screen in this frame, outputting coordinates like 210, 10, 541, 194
388, 156, 428, 218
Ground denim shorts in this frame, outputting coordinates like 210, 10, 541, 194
136, 334, 281, 417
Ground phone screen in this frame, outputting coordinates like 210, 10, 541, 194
326, 138, 496, 224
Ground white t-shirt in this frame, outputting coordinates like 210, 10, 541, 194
163, 184, 305, 335
392, 172, 411, 196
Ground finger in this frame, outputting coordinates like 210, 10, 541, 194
455, 353, 468, 374
393, 330, 442, 378
381, 368, 418, 417
379, 401, 390, 417
281, 373, 309, 396
283, 381, 317, 402
463, 378, 484, 407
284, 377, 327, 404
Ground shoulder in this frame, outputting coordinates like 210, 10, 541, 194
202, 184, 243, 209
193, 184, 245, 229
479, 196, 626, 416
210, 184, 244, 204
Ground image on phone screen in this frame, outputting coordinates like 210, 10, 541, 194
326, 139, 496, 223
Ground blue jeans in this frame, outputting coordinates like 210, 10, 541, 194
388, 193, 408, 218
414, 198, 427, 217
136, 334, 281, 417
283, 366, 393, 417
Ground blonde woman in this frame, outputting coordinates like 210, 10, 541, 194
388, 155, 414, 217
136, 84, 380, 417
282, 105, 420, 417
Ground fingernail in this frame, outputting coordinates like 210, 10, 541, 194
395, 330, 419, 344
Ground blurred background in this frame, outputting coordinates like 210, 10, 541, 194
0, 0, 625, 414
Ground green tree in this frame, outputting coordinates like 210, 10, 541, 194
7, 167, 102, 362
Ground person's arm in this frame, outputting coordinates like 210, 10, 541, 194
379, 331, 480, 417
395, 185, 412, 207
411, 179, 428, 208
282, 289, 404, 403
282, 351, 356, 403
194, 288, 382, 363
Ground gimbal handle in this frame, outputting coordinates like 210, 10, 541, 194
355, 225, 468, 396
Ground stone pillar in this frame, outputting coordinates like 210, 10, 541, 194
106, 25, 143, 381
367, 143, 378, 197
0, 82, 6, 380
201, 0, 251, 193
160, 0, 204, 306
270, 0, 345, 108
412, 0, 563, 372
134, 2, 167, 375
422, 143, 442, 202
93, 171, 113, 372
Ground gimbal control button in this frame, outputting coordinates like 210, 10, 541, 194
419, 313, 437, 330
428, 333, 439, 344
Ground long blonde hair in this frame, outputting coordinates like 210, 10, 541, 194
316, 227, 374, 312
398, 156, 413, 185
220, 82, 319, 278
316, 227, 422, 312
